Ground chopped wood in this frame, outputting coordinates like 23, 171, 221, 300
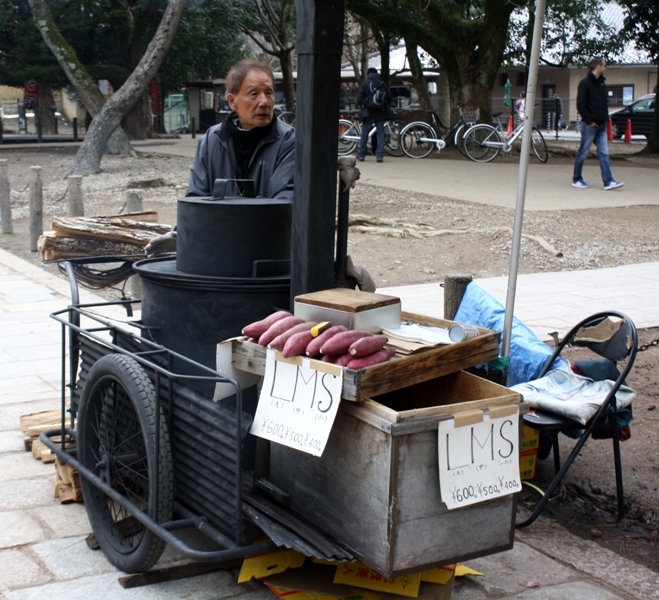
54, 457, 83, 503
20, 409, 61, 433
50, 215, 171, 244
103, 211, 159, 223
38, 233, 144, 261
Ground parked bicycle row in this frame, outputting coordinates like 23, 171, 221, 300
336, 106, 549, 163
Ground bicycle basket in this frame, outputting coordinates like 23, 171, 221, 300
460, 107, 480, 123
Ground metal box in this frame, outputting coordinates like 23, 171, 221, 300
268, 370, 524, 578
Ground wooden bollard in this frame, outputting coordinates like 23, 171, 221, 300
0, 159, 12, 234
29, 166, 43, 252
68, 175, 84, 216
443, 274, 473, 321
126, 189, 143, 213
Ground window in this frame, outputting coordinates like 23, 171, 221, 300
606, 85, 634, 107
499, 73, 509, 86
516, 71, 527, 86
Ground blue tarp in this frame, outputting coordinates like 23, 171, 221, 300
453, 282, 568, 386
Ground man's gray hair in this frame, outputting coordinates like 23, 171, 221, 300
226, 60, 274, 94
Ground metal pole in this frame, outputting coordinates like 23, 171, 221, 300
501, 0, 547, 359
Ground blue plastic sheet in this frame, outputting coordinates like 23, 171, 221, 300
453, 283, 568, 386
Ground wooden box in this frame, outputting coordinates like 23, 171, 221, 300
231, 312, 499, 402
268, 370, 524, 578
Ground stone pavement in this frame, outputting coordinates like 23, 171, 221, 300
2, 247, 659, 599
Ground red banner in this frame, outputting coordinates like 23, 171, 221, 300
23, 80, 39, 110
149, 81, 161, 115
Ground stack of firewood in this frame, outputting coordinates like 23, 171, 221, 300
38, 211, 172, 261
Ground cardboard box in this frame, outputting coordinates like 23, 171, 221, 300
521, 425, 540, 453
268, 371, 524, 578
519, 449, 538, 481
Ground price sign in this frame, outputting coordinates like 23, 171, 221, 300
438, 406, 521, 509
250, 349, 343, 457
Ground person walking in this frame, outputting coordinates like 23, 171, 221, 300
356, 68, 392, 163
515, 91, 526, 124
572, 58, 623, 190
553, 93, 566, 131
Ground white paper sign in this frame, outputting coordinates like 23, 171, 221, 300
438, 408, 521, 509
250, 349, 343, 456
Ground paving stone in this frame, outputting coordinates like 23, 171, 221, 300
0, 548, 49, 594
0, 377, 58, 406
0, 399, 59, 433
0, 431, 25, 453
0, 453, 54, 483
463, 541, 576, 597
33, 504, 91, 539
0, 511, 46, 548
512, 581, 626, 599
0, 478, 57, 511
4, 569, 264, 600
30, 536, 116, 580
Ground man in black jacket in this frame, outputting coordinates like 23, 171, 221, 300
356, 68, 392, 163
572, 58, 623, 190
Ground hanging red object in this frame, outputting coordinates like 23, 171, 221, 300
624, 119, 632, 143
607, 119, 613, 142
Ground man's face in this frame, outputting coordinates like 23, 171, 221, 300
593, 61, 606, 77
228, 69, 275, 130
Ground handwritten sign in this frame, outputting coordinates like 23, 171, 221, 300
438, 407, 521, 509
250, 349, 343, 456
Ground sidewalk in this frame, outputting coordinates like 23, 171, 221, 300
2, 247, 659, 599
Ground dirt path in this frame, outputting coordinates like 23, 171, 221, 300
1, 144, 658, 572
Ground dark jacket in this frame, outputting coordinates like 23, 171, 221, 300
576, 71, 609, 126
187, 114, 295, 200
356, 73, 393, 122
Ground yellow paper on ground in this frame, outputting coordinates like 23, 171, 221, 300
419, 565, 456, 585
333, 561, 421, 598
238, 548, 306, 583
455, 564, 484, 577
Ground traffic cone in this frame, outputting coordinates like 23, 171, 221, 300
624, 119, 632, 143
507, 116, 514, 135
607, 119, 613, 141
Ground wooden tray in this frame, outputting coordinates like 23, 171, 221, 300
231, 312, 500, 402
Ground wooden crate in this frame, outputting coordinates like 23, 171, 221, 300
232, 312, 499, 402
268, 370, 524, 578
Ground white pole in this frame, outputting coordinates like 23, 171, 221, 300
501, 0, 547, 358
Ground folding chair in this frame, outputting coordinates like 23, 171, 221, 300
516, 311, 638, 528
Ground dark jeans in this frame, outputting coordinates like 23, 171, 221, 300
358, 118, 385, 160
573, 122, 613, 184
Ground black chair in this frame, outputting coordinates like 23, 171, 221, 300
516, 311, 638, 528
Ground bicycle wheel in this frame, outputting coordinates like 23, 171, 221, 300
384, 121, 404, 157
78, 354, 173, 573
278, 111, 296, 127
463, 124, 501, 163
531, 127, 549, 163
453, 123, 471, 157
338, 119, 359, 155
401, 122, 437, 159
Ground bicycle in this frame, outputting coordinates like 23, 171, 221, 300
399, 106, 478, 159
462, 113, 549, 163
275, 106, 296, 126
338, 118, 403, 157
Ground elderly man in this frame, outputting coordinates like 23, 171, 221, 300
145, 59, 295, 256
187, 59, 295, 199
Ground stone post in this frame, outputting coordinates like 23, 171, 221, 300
29, 166, 43, 252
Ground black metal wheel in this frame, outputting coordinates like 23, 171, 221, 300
531, 127, 549, 163
78, 353, 173, 573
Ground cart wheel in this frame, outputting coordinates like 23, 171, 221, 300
78, 353, 173, 573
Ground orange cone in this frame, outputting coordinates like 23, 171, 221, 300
607, 119, 613, 141
507, 116, 514, 135
624, 119, 632, 143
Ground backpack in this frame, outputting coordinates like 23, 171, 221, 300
365, 80, 386, 109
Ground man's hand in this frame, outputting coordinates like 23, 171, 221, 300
144, 231, 177, 257
346, 255, 376, 293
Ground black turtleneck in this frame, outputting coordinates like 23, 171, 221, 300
225, 113, 276, 178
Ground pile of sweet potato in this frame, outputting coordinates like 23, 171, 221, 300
242, 311, 395, 369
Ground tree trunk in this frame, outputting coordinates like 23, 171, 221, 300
281, 49, 296, 110
28, 0, 133, 156
38, 83, 58, 134
405, 40, 432, 110
640, 82, 658, 155
121, 91, 156, 140
64, 0, 185, 175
